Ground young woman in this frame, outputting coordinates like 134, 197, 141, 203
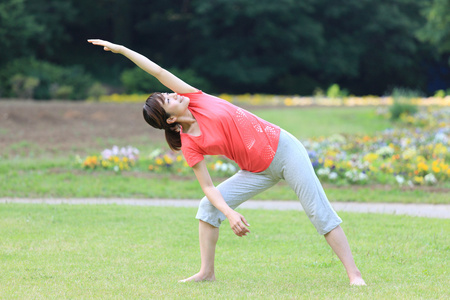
88, 39, 366, 285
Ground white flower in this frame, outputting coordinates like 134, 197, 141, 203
395, 175, 405, 185
113, 165, 119, 172
358, 172, 368, 181
424, 173, 437, 185
220, 164, 228, 172
112, 145, 119, 155
329, 172, 338, 180
101, 149, 112, 159
376, 146, 394, 157
317, 168, 330, 176
228, 164, 237, 173
434, 132, 448, 144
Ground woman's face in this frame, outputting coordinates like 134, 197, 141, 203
160, 93, 190, 117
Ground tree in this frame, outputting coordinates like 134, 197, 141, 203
417, 0, 450, 64
0, 0, 42, 66
187, 0, 324, 93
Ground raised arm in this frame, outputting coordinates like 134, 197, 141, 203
192, 160, 250, 237
87, 39, 197, 94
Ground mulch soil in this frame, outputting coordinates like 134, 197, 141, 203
0, 100, 165, 154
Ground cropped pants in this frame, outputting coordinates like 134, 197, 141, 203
196, 129, 342, 235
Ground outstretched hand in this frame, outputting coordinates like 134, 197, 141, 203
87, 39, 122, 54
227, 210, 251, 237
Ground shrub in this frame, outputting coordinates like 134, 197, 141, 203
0, 58, 94, 100
121, 67, 211, 93
389, 87, 419, 120
9, 74, 40, 99
326, 83, 348, 98
87, 82, 108, 100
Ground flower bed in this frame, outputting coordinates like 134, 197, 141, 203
307, 108, 449, 186
94, 93, 450, 107
78, 107, 449, 187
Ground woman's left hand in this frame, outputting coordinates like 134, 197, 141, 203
87, 39, 123, 54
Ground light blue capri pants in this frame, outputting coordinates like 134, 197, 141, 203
196, 129, 342, 235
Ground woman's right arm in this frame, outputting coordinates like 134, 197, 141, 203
192, 160, 251, 237
87, 39, 197, 94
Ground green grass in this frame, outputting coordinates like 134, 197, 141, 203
1, 158, 448, 203
251, 107, 391, 139
0, 204, 448, 299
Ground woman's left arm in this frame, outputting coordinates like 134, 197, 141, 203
88, 39, 197, 94
192, 160, 250, 237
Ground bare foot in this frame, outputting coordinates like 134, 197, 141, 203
350, 277, 366, 286
178, 272, 216, 283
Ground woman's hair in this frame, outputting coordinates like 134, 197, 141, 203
143, 92, 181, 151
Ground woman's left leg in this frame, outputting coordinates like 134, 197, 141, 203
276, 130, 365, 285
324, 225, 365, 285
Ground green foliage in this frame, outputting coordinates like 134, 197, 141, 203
0, 0, 42, 66
417, 0, 450, 56
87, 82, 108, 100
0, 0, 446, 97
9, 74, 40, 99
0, 58, 93, 100
326, 84, 348, 98
389, 88, 420, 120
120, 67, 211, 93
433, 89, 447, 98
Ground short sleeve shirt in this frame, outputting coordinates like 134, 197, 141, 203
179, 91, 280, 173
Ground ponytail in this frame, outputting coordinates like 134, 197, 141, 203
143, 93, 182, 151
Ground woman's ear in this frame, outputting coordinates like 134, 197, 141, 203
166, 116, 177, 124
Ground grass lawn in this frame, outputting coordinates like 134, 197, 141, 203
0, 204, 448, 299
251, 106, 391, 139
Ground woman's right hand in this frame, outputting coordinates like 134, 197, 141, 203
87, 39, 123, 54
226, 210, 251, 237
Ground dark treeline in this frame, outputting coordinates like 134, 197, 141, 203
0, 0, 449, 100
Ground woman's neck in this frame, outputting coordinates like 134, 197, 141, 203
178, 109, 197, 134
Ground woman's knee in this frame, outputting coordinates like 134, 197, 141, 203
196, 197, 224, 228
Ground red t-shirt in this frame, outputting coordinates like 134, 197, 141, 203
179, 91, 280, 173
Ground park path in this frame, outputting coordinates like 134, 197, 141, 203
1, 198, 449, 219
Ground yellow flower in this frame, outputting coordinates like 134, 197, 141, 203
417, 162, 429, 172
324, 159, 334, 168
176, 155, 183, 162
413, 176, 424, 185
163, 154, 173, 164
432, 166, 441, 173
155, 158, 163, 165
433, 144, 447, 156
284, 98, 294, 106
363, 153, 379, 163
416, 156, 426, 163
113, 156, 120, 163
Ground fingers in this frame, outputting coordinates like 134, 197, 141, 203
241, 216, 250, 227
232, 222, 250, 237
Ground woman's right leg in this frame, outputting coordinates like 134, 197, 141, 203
180, 170, 278, 282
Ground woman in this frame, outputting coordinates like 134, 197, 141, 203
88, 39, 366, 285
